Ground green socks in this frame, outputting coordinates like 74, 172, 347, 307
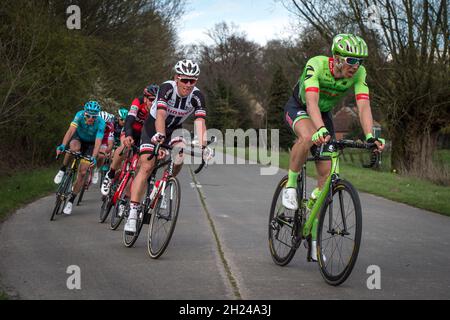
286, 170, 299, 189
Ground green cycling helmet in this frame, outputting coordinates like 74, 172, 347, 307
118, 108, 128, 120
332, 34, 368, 58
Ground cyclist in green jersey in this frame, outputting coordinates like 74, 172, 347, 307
282, 34, 385, 216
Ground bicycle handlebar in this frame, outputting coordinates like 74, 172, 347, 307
119, 145, 139, 158
56, 149, 93, 162
309, 139, 380, 168
147, 136, 217, 174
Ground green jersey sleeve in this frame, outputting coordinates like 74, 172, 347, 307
354, 66, 370, 101
302, 57, 322, 94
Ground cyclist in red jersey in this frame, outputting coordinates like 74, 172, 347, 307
101, 84, 159, 196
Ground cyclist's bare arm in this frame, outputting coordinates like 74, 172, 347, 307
92, 138, 103, 159
194, 118, 207, 147
305, 91, 329, 144
155, 109, 167, 137
357, 99, 374, 139
357, 99, 384, 151
61, 126, 77, 147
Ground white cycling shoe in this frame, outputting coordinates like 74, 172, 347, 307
310, 240, 327, 263
63, 202, 73, 215
54, 170, 65, 184
124, 219, 137, 233
124, 210, 138, 233
92, 170, 99, 185
282, 188, 298, 210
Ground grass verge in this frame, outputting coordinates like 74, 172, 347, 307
222, 147, 450, 216
0, 166, 58, 222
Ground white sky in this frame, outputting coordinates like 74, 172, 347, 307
178, 0, 297, 46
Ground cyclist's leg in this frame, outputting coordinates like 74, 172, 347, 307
131, 120, 158, 203
102, 133, 128, 194
74, 140, 94, 193
110, 133, 127, 172
313, 112, 335, 189
63, 135, 82, 166
284, 97, 315, 186
97, 145, 108, 168
282, 98, 316, 210
73, 161, 90, 194
168, 133, 185, 177
125, 121, 155, 232
63, 140, 91, 214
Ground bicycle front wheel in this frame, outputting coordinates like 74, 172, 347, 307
268, 175, 299, 266
317, 179, 362, 286
99, 194, 114, 223
50, 172, 72, 221
110, 199, 126, 230
147, 177, 181, 259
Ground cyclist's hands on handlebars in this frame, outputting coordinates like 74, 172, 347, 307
151, 132, 166, 145
312, 126, 331, 146
89, 156, 97, 168
123, 136, 134, 148
56, 144, 65, 156
366, 134, 385, 153
202, 146, 214, 163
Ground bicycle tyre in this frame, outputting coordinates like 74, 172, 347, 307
147, 177, 181, 259
268, 175, 300, 266
123, 210, 145, 248
110, 199, 126, 230
317, 179, 362, 286
99, 194, 114, 223
50, 172, 72, 221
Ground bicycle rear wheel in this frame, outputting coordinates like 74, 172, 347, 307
317, 179, 362, 286
50, 172, 72, 221
147, 177, 181, 259
268, 175, 300, 266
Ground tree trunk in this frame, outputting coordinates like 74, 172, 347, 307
391, 123, 445, 184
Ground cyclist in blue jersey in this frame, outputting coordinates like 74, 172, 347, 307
54, 101, 106, 215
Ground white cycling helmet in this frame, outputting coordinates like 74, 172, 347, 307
99, 111, 112, 122
174, 59, 200, 78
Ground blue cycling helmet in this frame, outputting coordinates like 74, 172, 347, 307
84, 101, 101, 115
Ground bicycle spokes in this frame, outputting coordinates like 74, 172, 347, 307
317, 182, 362, 286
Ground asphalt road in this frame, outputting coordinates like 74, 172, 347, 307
1, 157, 450, 300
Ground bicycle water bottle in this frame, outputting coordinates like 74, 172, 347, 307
306, 187, 321, 210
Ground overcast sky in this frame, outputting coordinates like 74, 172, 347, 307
178, 0, 297, 46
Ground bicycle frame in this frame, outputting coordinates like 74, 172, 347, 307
112, 150, 139, 205
301, 149, 340, 239
149, 160, 174, 210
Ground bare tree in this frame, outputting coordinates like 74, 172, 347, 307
283, 0, 450, 181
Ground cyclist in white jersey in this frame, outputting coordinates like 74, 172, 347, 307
124, 60, 213, 233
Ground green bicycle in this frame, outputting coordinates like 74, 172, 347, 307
268, 139, 378, 286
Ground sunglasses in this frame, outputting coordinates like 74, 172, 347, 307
342, 57, 364, 66
178, 77, 197, 85
84, 113, 98, 119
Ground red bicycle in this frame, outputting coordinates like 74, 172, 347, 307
98, 145, 139, 229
